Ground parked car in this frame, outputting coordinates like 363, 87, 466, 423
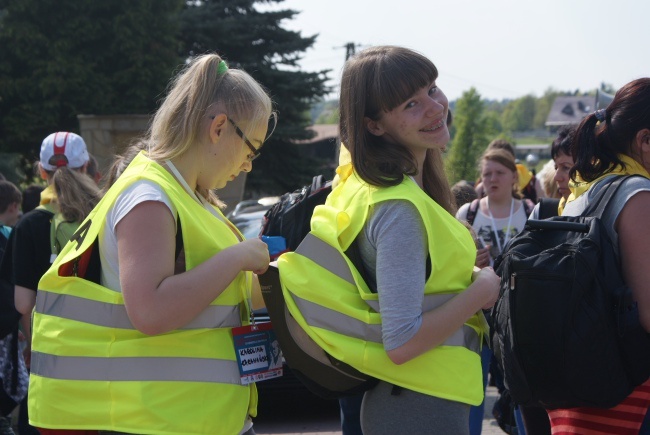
228, 197, 279, 239
230, 209, 268, 239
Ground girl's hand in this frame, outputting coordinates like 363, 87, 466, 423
236, 238, 270, 275
473, 267, 501, 310
475, 246, 491, 268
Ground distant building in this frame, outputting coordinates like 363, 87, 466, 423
295, 124, 339, 170
545, 95, 596, 128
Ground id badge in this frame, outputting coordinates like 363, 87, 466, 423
232, 322, 283, 385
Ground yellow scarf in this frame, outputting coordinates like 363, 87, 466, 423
563, 154, 650, 213
39, 184, 56, 205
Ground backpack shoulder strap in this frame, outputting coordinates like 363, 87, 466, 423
583, 175, 636, 218
466, 199, 480, 226
538, 198, 560, 219
523, 199, 535, 217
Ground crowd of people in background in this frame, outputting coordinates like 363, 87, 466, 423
0, 46, 648, 435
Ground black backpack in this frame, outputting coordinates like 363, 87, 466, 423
0, 230, 20, 340
258, 264, 379, 400
537, 198, 560, 219
258, 175, 379, 399
260, 175, 332, 255
492, 175, 650, 409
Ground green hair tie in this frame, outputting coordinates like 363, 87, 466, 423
217, 60, 228, 75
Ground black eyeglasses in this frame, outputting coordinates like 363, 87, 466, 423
228, 118, 261, 161
209, 113, 277, 161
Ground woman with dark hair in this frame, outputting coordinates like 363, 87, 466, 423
528, 126, 577, 222
546, 78, 650, 433
550, 125, 576, 202
279, 46, 499, 434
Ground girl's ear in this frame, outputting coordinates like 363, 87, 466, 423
38, 163, 49, 181
210, 114, 228, 143
637, 128, 650, 153
365, 117, 385, 137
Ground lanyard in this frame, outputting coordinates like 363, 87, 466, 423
164, 160, 230, 223
486, 197, 514, 254
165, 160, 204, 204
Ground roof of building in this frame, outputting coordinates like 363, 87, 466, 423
295, 124, 339, 144
545, 95, 596, 127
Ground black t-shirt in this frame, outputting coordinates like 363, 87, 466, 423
12, 208, 53, 292
0, 231, 8, 260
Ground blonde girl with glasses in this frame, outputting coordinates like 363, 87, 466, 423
28, 54, 276, 435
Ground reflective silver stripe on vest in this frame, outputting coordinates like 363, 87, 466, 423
296, 233, 356, 286
291, 294, 480, 353
292, 293, 383, 342
292, 233, 480, 353
364, 292, 456, 313
35, 291, 241, 330
30, 351, 242, 384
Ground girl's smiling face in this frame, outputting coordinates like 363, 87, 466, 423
366, 82, 450, 160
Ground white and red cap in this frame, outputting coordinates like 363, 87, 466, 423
40, 132, 90, 171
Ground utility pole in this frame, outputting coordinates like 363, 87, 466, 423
344, 42, 356, 60
336, 42, 363, 61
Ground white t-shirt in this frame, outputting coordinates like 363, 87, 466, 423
456, 199, 529, 261
99, 180, 176, 292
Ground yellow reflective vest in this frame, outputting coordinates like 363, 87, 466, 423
29, 152, 257, 435
278, 170, 487, 405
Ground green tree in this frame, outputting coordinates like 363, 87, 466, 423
533, 88, 560, 129
313, 100, 339, 124
501, 94, 536, 132
179, 0, 331, 195
445, 88, 488, 183
0, 0, 182, 160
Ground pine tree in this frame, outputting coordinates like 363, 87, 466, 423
0, 0, 183, 158
178, 0, 331, 195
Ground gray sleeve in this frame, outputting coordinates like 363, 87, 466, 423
357, 200, 427, 351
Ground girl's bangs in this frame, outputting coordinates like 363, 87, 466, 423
374, 55, 437, 113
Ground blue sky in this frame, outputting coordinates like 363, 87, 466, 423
264, 0, 648, 102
